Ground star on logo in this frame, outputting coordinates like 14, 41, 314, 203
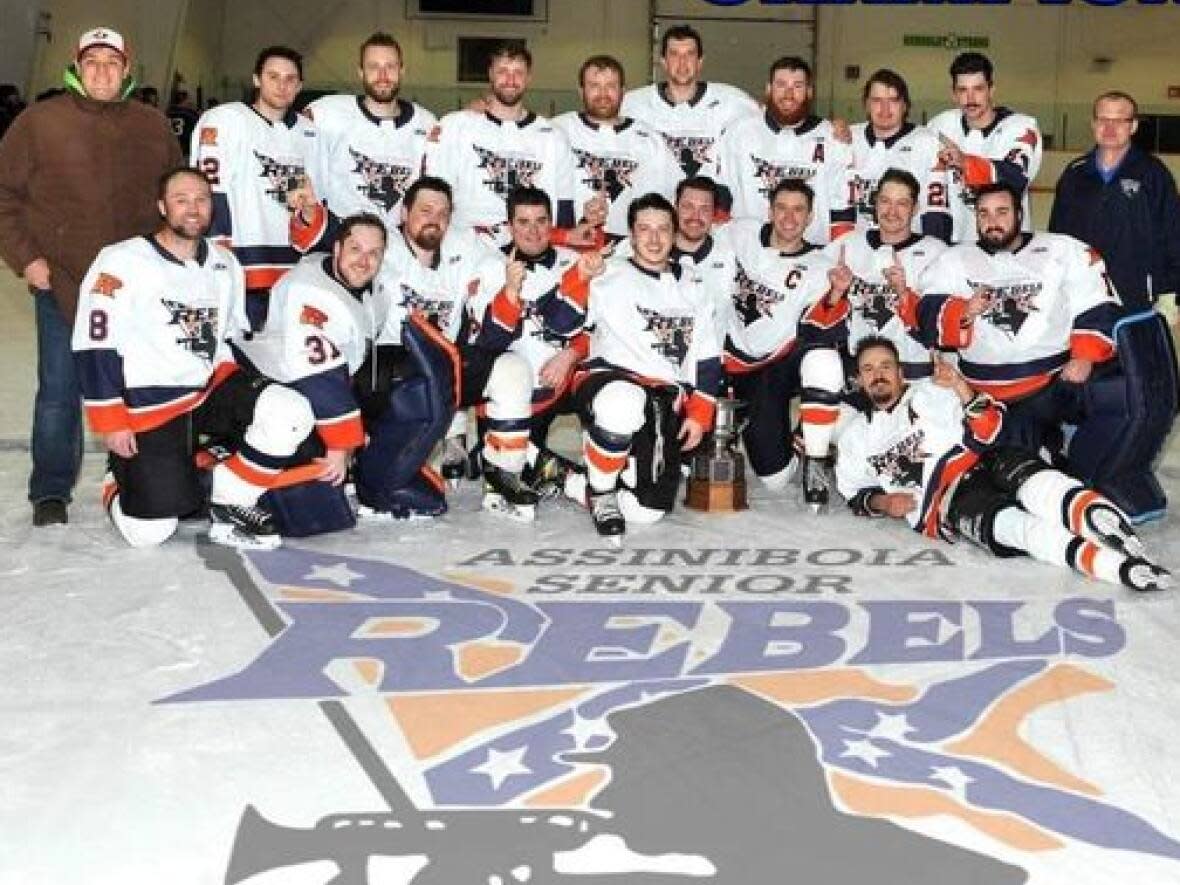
562, 713, 615, 751
841, 739, 891, 769
472, 746, 533, 790
303, 562, 365, 588
865, 712, 915, 742
930, 765, 975, 797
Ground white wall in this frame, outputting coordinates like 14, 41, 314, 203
0, 0, 43, 95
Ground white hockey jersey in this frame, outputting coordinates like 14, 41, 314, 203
918, 232, 1120, 400
375, 226, 494, 345
237, 254, 388, 449
191, 102, 322, 291
621, 81, 759, 186
583, 259, 722, 428
821, 229, 947, 375
552, 112, 681, 238
718, 114, 855, 243
470, 244, 590, 391
425, 109, 575, 244
723, 219, 846, 373
306, 94, 436, 227
926, 107, 1043, 243
849, 122, 951, 240
836, 379, 1003, 538
73, 235, 245, 434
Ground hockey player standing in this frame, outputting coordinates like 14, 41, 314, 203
722, 179, 848, 509
917, 182, 1121, 453
371, 176, 540, 520
848, 69, 951, 242
554, 56, 680, 242
927, 52, 1043, 243
717, 56, 855, 244
426, 43, 582, 249
837, 337, 1170, 591
621, 24, 758, 212
823, 168, 947, 380
191, 46, 322, 329
305, 32, 436, 232
573, 193, 721, 539
73, 168, 328, 549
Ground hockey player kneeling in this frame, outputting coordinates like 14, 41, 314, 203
73, 168, 333, 549
836, 337, 1170, 591
573, 193, 721, 540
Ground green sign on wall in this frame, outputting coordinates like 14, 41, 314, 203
903, 34, 990, 50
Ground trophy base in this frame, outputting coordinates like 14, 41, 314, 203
685, 478, 748, 513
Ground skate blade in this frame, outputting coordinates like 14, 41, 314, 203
606, 534, 623, 548
208, 522, 281, 550
482, 495, 536, 523
357, 504, 441, 523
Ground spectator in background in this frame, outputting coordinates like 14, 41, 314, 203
0, 84, 25, 139
0, 27, 181, 526
1049, 91, 1180, 315
166, 88, 200, 158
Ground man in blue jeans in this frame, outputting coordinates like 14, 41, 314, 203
0, 27, 181, 525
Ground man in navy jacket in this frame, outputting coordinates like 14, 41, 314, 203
1049, 91, 1180, 314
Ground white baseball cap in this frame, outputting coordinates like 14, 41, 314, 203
76, 27, 127, 61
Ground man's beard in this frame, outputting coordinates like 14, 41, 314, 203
491, 86, 523, 108
364, 79, 398, 104
587, 98, 620, 121
770, 100, 810, 128
868, 381, 898, 407
168, 217, 208, 241
980, 225, 1021, 251
411, 225, 443, 251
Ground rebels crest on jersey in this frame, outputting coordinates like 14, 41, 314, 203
664, 135, 715, 178
161, 301, 219, 363
636, 306, 695, 364
399, 284, 456, 333
253, 151, 306, 206
867, 425, 929, 489
973, 280, 1042, 337
732, 262, 786, 327
348, 148, 415, 213
849, 277, 901, 332
571, 148, 639, 203
473, 145, 543, 197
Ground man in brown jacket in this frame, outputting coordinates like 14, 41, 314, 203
0, 27, 182, 525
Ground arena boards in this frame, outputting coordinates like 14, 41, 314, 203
2, 449, 1179, 885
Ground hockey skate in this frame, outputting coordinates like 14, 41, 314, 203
208, 502, 281, 550
440, 434, 474, 489
802, 455, 835, 514
1082, 500, 1146, 558
482, 463, 539, 523
1119, 557, 1173, 592
589, 489, 625, 546
525, 447, 581, 501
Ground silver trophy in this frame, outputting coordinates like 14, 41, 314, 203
686, 395, 748, 512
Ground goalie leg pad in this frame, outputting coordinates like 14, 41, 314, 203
262, 481, 356, 537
